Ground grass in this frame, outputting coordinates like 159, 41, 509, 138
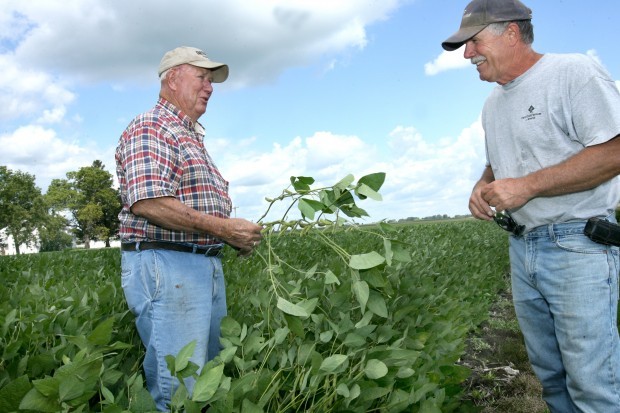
460, 274, 550, 413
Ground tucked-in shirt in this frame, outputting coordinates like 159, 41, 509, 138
483, 53, 620, 232
115, 97, 232, 244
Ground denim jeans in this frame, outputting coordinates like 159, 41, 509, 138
121, 247, 227, 411
509, 220, 620, 413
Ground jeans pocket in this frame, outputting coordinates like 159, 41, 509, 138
555, 233, 610, 254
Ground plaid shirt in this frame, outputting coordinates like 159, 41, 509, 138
115, 97, 232, 245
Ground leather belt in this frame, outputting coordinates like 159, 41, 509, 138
121, 241, 223, 257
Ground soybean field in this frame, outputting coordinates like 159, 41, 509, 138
0, 219, 509, 412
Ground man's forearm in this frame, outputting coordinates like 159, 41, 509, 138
523, 135, 620, 199
130, 196, 227, 239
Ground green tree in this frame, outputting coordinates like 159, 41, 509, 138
46, 160, 121, 249
0, 166, 46, 254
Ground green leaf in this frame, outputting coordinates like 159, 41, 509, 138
367, 292, 388, 318
192, 363, 224, 402
355, 183, 382, 201
175, 340, 197, 372
32, 377, 59, 397
291, 176, 314, 192
342, 332, 366, 348
319, 354, 348, 373
0, 375, 31, 412
59, 376, 84, 401
284, 313, 306, 338
358, 172, 386, 192
352, 280, 369, 312
220, 316, 242, 338
19, 387, 60, 413
334, 174, 355, 190
324, 270, 340, 285
364, 359, 388, 379
100, 385, 115, 403
87, 317, 114, 345
350, 251, 385, 270
277, 297, 310, 317
298, 198, 325, 220
218, 346, 237, 363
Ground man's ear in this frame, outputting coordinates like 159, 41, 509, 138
506, 22, 520, 46
166, 67, 180, 91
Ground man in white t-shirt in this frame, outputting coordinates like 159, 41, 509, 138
442, 0, 620, 411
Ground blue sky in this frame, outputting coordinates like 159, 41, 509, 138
1, 0, 619, 222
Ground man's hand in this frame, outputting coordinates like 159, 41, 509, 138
469, 166, 495, 221
480, 178, 532, 212
221, 218, 263, 256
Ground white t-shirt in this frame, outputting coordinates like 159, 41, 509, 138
483, 53, 620, 231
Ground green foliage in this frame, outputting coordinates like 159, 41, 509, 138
0, 166, 47, 254
45, 160, 121, 248
0, 173, 511, 412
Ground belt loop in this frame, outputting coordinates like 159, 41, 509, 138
192, 244, 198, 253
136, 241, 141, 252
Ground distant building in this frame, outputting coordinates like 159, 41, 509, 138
0, 228, 40, 255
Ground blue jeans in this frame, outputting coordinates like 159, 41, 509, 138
509, 220, 620, 413
121, 247, 227, 411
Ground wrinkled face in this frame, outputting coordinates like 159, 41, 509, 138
463, 26, 511, 84
169, 64, 214, 122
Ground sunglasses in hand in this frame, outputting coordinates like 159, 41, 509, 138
493, 210, 525, 236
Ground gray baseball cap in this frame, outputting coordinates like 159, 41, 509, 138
442, 0, 532, 51
158, 46, 229, 82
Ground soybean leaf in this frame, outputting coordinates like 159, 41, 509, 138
290, 176, 314, 192
192, 364, 224, 402
319, 354, 348, 373
87, 317, 114, 345
277, 297, 310, 317
19, 388, 60, 413
350, 251, 385, 270
298, 198, 325, 220
355, 183, 382, 201
367, 292, 388, 318
59, 376, 84, 402
175, 340, 197, 372
358, 172, 386, 192
334, 174, 355, 190
220, 316, 242, 338
364, 359, 388, 379
0, 375, 31, 412
352, 280, 369, 313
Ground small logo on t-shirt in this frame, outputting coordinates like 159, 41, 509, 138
522, 105, 541, 121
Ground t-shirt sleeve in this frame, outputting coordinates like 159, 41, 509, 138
571, 62, 620, 147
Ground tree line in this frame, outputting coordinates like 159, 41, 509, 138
0, 161, 121, 255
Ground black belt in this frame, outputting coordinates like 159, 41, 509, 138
121, 241, 223, 257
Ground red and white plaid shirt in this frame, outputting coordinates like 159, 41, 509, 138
115, 97, 232, 245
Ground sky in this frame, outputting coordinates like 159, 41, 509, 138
1, 0, 619, 223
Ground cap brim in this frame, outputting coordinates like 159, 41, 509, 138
441, 24, 487, 51
189, 60, 229, 83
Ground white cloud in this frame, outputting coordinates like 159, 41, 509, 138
0, 54, 74, 123
212, 122, 486, 221
424, 47, 470, 76
0, 125, 115, 191
6, 0, 403, 87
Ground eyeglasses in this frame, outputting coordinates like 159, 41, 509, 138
493, 210, 525, 236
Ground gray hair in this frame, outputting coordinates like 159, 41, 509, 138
487, 20, 534, 45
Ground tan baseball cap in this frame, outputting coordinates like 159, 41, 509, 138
158, 46, 229, 82
442, 0, 532, 51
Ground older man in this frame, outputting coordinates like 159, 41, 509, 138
115, 46, 262, 411
443, 1, 620, 411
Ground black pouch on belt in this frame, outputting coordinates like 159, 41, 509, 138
584, 217, 620, 246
